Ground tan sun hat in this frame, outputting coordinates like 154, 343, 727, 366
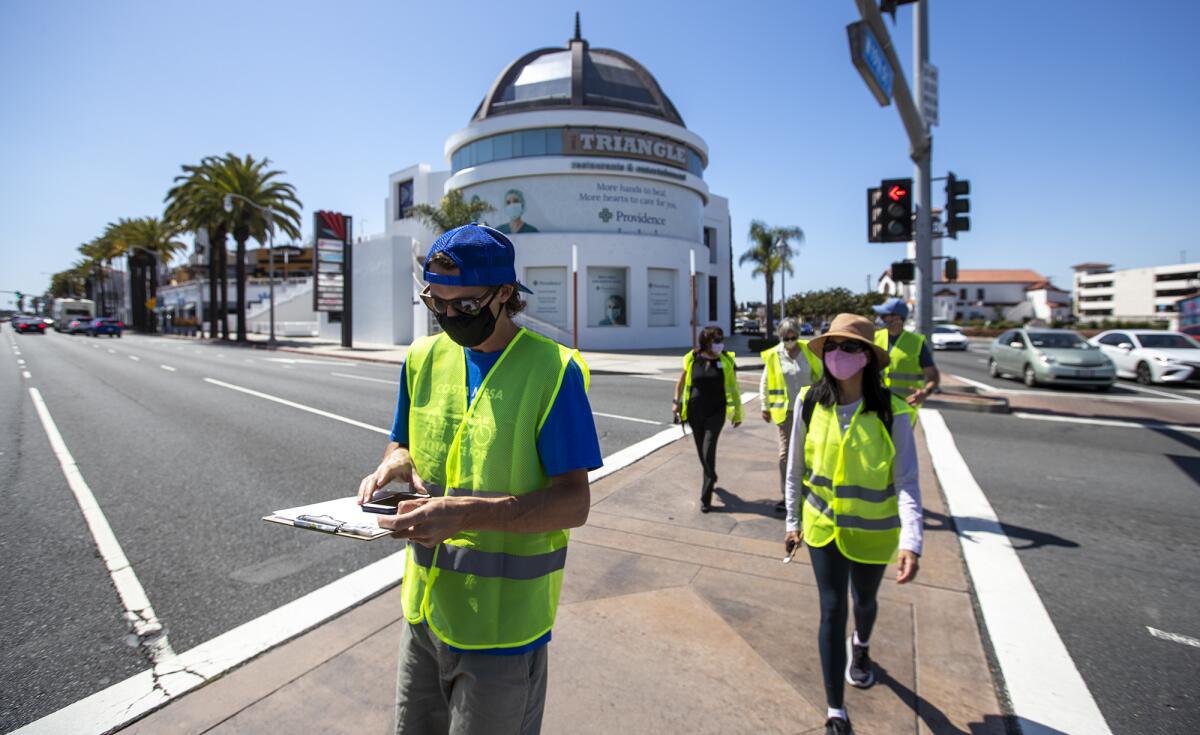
807, 313, 890, 368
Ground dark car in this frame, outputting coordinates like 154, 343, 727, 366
799, 323, 815, 336
64, 318, 93, 334
13, 316, 47, 334
88, 317, 124, 337
819, 321, 832, 334
1181, 324, 1200, 339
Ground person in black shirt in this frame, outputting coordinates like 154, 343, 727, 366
672, 325, 743, 512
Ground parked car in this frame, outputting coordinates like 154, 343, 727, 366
1090, 330, 1200, 385
989, 328, 1116, 389
88, 317, 124, 337
12, 315, 47, 334
64, 318, 93, 334
798, 323, 815, 336
930, 325, 970, 350
819, 321, 831, 334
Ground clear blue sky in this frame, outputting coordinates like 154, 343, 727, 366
2, 0, 1197, 311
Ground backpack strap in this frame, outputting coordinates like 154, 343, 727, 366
803, 387, 894, 438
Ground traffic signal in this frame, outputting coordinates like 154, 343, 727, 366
867, 187, 883, 242
880, 178, 912, 242
891, 261, 915, 283
944, 257, 958, 282
945, 172, 970, 239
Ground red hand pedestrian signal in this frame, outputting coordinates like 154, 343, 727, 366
887, 184, 907, 201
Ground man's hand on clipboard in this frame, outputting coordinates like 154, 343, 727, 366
357, 446, 428, 505
377, 497, 465, 548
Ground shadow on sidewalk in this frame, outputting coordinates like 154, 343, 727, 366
711, 486, 781, 518
875, 664, 1065, 735
923, 510, 1080, 551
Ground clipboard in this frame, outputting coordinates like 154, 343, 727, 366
263, 496, 393, 541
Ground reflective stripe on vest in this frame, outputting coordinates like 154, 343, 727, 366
680, 350, 743, 424
799, 386, 912, 564
760, 344, 821, 425
402, 329, 582, 649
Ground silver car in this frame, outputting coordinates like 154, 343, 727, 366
988, 328, 1116, 390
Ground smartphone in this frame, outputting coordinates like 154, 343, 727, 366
361, 486, 431, 515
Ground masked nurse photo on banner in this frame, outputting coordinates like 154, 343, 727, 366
496, 188, 539, 234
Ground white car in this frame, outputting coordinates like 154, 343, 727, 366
1090, 330, 1200, 384
930, 325, 970, 350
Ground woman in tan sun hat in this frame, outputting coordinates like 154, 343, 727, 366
782, 313, 924, 735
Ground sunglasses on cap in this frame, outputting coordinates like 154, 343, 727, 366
823, 339, 867, 354
419, 285, 499, 317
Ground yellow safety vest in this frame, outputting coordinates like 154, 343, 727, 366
760, 342, 823, 424
402, 328, 588, 649
800, 386, 913, 564
875, 329, 926, 399
679, 350, 743, 424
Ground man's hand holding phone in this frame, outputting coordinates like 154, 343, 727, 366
357, 446, 426, 505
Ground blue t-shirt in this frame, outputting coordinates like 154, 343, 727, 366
388, 343, 603, 655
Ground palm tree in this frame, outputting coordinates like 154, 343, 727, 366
739, 220, 805, 336
410, 189, 494, 234
207, 153, 302, 342
107, 217, 188, 331
80, 232, 125, 316
165, 157, 233, 339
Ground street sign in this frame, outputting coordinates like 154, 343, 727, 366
312, 211, 352, 313
847, 21, 894, 107
921, 61, 939, 126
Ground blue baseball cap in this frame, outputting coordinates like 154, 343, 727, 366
423, 223, 534, 293
873, 297, 910, 318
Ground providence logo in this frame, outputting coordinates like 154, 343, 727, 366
598, 208, 613, 223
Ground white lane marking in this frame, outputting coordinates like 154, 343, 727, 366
107, 349, 116, 354
1146, 626, 1200, 648
264, 357, 351, 366
1122, 382, 1200, 402
1012, 412, 1200, 434
949, 374, 996, 392
920, 410, 1112, 735
128, 355, 140, 362
160, 365, 176, 372
628, 373, 679, 383
12, 550, 407, 735
588, 392, 756, 483
13, 384, 762, 735
331, 371, 399, 386
17, 358, 25, 365
23, 371, 31, 379
217, 353, 224, 358
203, 378, 390, 435
27, 388, 176, 666
593, 411, 663, 426
948, 374, 1190, 404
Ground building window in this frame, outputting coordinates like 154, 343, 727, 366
708, 275, 718, 321
976, 288, 985, 300
450, 127, 701, 178
395, 180, 414, 220
959, 288, 967, 300
1155, 271, 1199, 282
704, 227, 718, 264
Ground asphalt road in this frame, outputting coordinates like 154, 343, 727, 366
934, 342, 1200, 734
0, 329, 701, 732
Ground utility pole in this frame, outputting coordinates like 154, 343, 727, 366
913, 0, 933, 335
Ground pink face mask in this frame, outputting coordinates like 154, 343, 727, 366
825, 349, 869, 380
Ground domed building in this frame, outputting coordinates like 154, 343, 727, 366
326, 18, 731, 349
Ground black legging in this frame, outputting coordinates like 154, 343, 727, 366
687, 409, 724, 505
808, 541, 888, 708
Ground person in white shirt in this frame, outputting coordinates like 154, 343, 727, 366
759, 317, 820, 513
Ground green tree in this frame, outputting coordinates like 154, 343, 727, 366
107, 217, 188, 331
738, 220, 804, 336
166, 158, 231, 338
410, 189, 495, 234
785, 287, 883, 325
79, 231, 125, 316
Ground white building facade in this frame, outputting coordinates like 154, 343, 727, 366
1073, 261, 1200, 329
324, 27, 731, 349
879, 268, 1068, 323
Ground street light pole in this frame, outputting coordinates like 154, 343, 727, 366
913, 0, 933, 336
776, 238, 787, 323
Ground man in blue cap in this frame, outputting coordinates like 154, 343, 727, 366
356, 223, 602, 734
872, 297, 940, 409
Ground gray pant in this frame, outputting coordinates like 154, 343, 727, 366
394, 621, 548, 735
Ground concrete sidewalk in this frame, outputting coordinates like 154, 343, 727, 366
122, 401, 1006, 735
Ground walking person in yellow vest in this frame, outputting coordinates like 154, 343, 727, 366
672, 325, 743, 513
872, 298, 940, 409
783, 314, 923, 735
759, 317, 822, 513
355, 224, 602, 735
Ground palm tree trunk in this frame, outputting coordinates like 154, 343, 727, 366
235, 237, 247, 342
764, 275, 776, 337
218, 240, 229, 339
207, 227, 221, 338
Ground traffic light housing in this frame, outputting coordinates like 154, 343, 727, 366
945, 172, 970, 239
880, 178, 912, 242
944, 257, 958, 282
867, 187, 883, 242
891, 261, 915, 283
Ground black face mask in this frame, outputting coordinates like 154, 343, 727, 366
435, 290, 500, 347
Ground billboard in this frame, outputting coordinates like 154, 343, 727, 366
588, 267, 627, 328
461, 175, 702, 242
312, 211, 352, 313
647, 268, 676, 327
524, 266, 568, 329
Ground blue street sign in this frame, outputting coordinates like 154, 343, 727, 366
847, 21, 894, 107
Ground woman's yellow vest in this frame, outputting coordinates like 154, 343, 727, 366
679, 350, 743, 424
873, 329, 926, 398
402, 328, 588, 649
800, 387, 913, 564
760, 342, 823, 424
